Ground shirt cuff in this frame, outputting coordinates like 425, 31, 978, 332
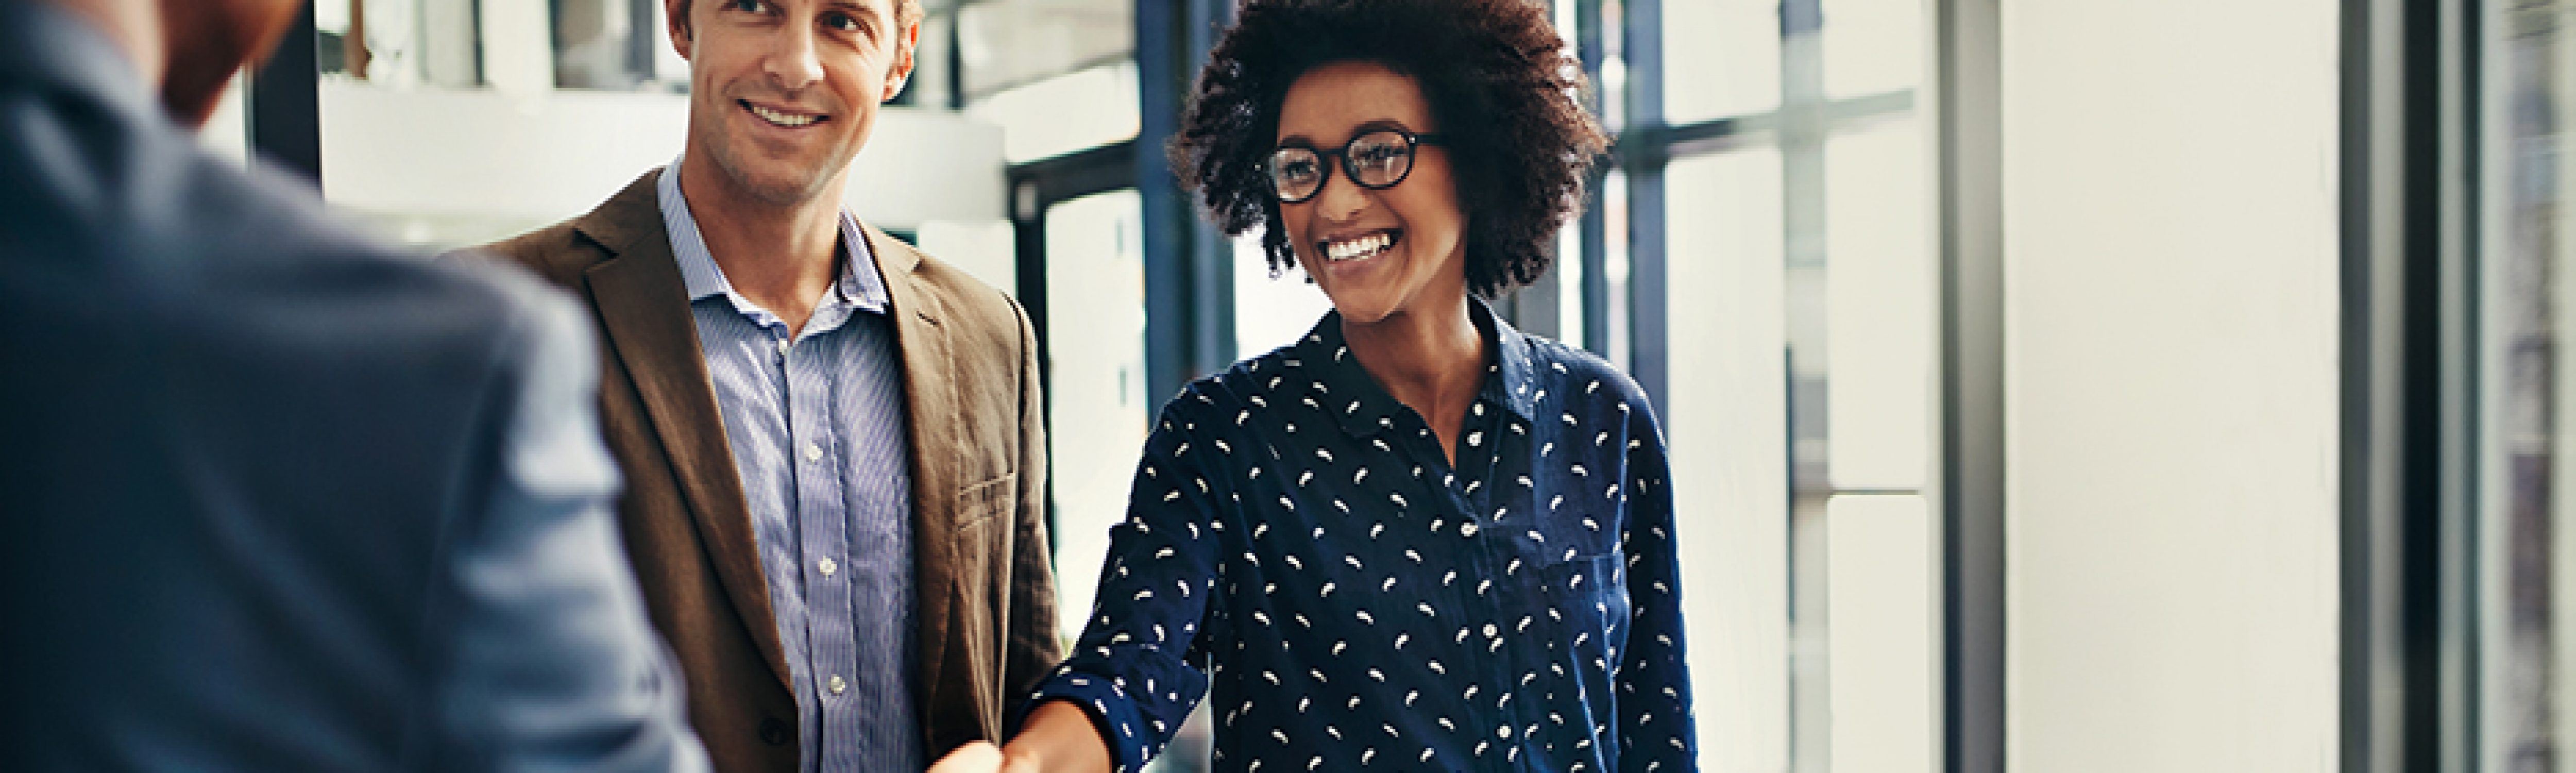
1020, 666, 1157, 773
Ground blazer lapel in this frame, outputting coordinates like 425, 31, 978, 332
574, 171, 793, 691
867, 224, 973, 723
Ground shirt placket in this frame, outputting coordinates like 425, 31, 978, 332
1472, 400, 1556, 772
1394, 392, 1540, 771
783, 334, 859, 770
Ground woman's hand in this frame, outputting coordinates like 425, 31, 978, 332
928, 740, 1043, 773
925, 701, 1110, 773
998, 700, 1114, 772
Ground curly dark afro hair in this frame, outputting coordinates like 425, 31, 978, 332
1170, 0, 1608, 299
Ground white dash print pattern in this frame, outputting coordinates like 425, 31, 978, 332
1024, 301, 1698, 772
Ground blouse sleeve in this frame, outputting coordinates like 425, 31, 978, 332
1018, 396, 1227, 772
1616, 395, 1699, 771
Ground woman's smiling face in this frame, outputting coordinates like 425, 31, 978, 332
1274, 60, 1469, 326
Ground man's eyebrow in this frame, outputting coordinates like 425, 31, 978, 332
825, 0, 889, 27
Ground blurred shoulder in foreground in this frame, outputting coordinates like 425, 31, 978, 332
0, 1, 707, 769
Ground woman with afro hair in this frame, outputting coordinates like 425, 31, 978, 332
942, 2, 1698, 771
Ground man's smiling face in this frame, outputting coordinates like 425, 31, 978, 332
670, 0, 915, 206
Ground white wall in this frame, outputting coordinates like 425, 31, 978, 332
317, 82, 1007, 270
2001, 2, 2341, 771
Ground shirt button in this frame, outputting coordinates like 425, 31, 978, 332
818, 557, 837, 577
803, 444, 824, 462
776, 338, 790, 356
827, 675, 848, 695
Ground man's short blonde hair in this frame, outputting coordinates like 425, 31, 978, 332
671, 0, 926, 38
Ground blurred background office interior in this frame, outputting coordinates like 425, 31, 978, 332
184, 0, 2566, 770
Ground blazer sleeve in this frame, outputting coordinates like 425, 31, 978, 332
1002, 294, 1067, 717
419, 281, 709, 772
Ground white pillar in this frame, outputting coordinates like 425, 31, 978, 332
1999, 1, 2343, 771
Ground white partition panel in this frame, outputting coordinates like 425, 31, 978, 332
1666, 149, 1791, 773
2001, 1, 2342, 771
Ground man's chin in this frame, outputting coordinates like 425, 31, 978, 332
711, 155, 837, 208
738, 176, 833, 207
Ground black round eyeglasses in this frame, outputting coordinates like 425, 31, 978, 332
1265, 128, 1446, 204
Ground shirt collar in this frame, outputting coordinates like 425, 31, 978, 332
1293, 296, 1538, 439
0, 3, 161, 128
655, 159, 891, 317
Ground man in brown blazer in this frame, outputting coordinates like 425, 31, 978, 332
470, 0, 1059, 770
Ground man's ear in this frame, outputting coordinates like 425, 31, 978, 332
665, 0, 694, 60
882, 21, 920, 102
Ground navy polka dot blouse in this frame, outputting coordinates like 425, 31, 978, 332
1025, 300, 1698, 772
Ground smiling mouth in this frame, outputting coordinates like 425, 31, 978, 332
1323, 230, 1399, 262
741, 99, 827, 128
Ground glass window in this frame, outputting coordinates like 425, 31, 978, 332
1232, 234, 1333, 360
1041, 190, 1150, 645
1665, 0, 1783, 125
956, 0, 1138, 163
1603, 168, 1633, 368
967, 63, 1141, 164
1820, 0, 1924, 100
2482, 3, 2576, 765
1649, 1, 1935, 770
320, 0, 680, 90
1823, 115, 1932, 491
1823, 493, 1937, 771
302, 0, 1008, 251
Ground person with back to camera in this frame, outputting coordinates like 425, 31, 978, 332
0, 0, 705, 769
939, 1, 1700, 771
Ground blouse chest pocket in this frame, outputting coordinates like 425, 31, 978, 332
1496, 494, 1628, 613
1535, 551, 1633, 676
1499, 473, 1626, 571
1498, 467, 1636, 661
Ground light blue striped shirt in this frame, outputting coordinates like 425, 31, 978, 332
657, 162, 921, 772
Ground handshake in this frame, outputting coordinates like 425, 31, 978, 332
923, 701, 1104, 773
927, 742, 1026, 773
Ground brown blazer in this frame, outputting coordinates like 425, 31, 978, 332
477, 171, 1062, 771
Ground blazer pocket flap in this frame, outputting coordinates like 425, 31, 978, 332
953, 472, 1018, 532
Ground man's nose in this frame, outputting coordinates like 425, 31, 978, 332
762, 23, 824, 91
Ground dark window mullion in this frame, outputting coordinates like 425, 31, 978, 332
248, 3, 323, 186
1574, 0, 1613, 358
1623, 0, 1668, 408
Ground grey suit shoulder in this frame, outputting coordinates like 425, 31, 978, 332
0, 3, 707, 770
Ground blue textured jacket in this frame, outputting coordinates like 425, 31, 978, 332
0, 4, 705, 770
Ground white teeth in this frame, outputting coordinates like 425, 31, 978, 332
1325, 232, 1393, 262
749, 104, 819, 127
